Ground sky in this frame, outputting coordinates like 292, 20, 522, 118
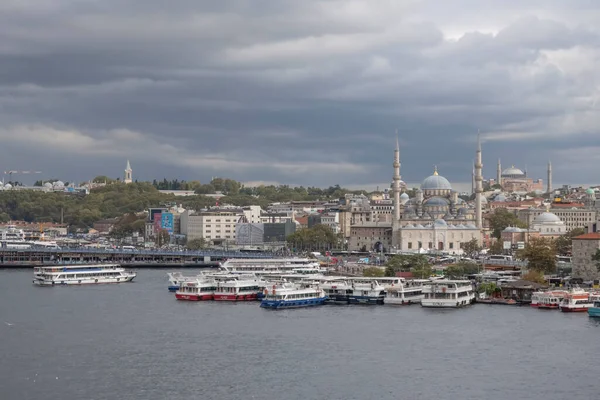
1, 0, 599, 191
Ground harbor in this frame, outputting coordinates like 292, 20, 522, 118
2, 267, 599, 400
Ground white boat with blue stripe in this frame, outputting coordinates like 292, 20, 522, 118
260, 284, 328, 309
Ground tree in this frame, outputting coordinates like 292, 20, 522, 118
477, 282, 500, 296
187, 238, 207, 250
519, 237, 556, 274
445, 265, 464, 279
522, 270, 546, 284
488, 240, 504, 255
488, 208, 528, 239
363, 267, 385, 277
286, 224, 339, 252
555, 228, 585, 256
462, 238, 481, 258
155, 229, 171, 247
491, 184, 503, 190
384, 254, 431, 277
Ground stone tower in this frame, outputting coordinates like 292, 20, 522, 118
391, 133, 401, 248
475, 134, 483, 230
547, 161, 552, 193
124, 160, 133, 184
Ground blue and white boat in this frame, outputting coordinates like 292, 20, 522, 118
260, 285, 328, 309
167, 272, 198, 292
588, 300, 600, 318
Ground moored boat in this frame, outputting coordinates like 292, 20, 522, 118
167, 272, 197, 292
530, 291, 544, 307
537, 291, 568, 310
175, 279, 218, 301
559, 289, 593, 312
260, 285, 328, 309
348, 281, 385, 305
421, 280, 475, 308
320, 280, 353, 304
588, 300, 600, 318
213, 279, 261, 301
384, 279, 424, 305
33, 264, 136, 286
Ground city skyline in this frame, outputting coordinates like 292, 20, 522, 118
0, 1, 599, 187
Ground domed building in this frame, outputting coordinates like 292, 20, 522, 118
489, 160, 547, 193
531, 211, 566, 237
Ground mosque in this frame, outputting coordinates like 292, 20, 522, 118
389, 137, 483, 254
486, 160, 550, 193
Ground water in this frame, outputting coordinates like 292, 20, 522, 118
1, 269, 599, 400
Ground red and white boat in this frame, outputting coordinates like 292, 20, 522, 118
530, 291, 545, 307
560, 288, 593, 313
213, 279, 261, 301
175, 279, 217, 301
537, 290, 568, 309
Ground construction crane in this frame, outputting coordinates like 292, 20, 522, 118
3, 170, 42, 184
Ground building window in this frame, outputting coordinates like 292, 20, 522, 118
449, 243, 454, 249
428, 242, 433, 249
408, 242, 413, 249
418, 241, 422, 249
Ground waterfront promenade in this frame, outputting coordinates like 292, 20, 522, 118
0, 247, 274, 267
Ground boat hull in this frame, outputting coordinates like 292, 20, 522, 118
175, 293, 213, 301
325, 295, 351, 304
422, 299, 474, 308
213, 293, 258, 301
560, 306, 589, 313
348, 296, 384, 305
384, 297, 421, 305
588, 307, 600, 317
260, 297, 327, 309
538, 305, 559, 310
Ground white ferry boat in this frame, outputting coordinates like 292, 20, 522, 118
537, 290, 568, 310
260, 285, 328, 309
219, 258, 323, 274
167, 272, 199, 292
175, 278, 218, 301
384, 279, 425, 305
33, 264, 136, 286
421, 280, 475, 308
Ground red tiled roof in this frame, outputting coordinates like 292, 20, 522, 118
573, 233, 600, 240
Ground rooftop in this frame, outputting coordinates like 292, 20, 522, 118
573, 233, 600, 240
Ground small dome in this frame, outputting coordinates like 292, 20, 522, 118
4, 183, 12, 189
434, 219, 448, 227
480, 197, 488, 204
44, 182, 53, 188
502, 166, 525, 176
586, 188, 595, 195
415, 224, 425, 229
53, 180, 65, 188
458, 207, 469, 214
534, 212, 562, 224
400, 193, 409, 200
421, 169, 452, 190
465, 223, 477, 229
424, 196, 450, 206
494, 194, 507, 202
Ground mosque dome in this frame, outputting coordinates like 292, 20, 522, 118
586, 188, 595, 195
424, 196, 450, 206
502, 166, 525, 177
53, 180, 65, 188
44, 182, 53, 188
4, 183, 12, 189
533, 212, 562, 225
493, 194, 507, 202
421, 168, 452, 190
400, 193, 409, 200
458, 207, 469, 215
434, 219, 448, 227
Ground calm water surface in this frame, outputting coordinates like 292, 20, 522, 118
1, 268, 599, 400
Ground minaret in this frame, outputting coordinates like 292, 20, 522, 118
547, 161, 552, 193
392, 133, 401, 248
475, 134, 483, 230
124, 160, 133, 184
471, 161, 476, 195
496, 159, 502, 187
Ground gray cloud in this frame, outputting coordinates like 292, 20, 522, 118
0, 0, 599, 189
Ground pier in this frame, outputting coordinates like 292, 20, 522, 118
0, 247, 274, 268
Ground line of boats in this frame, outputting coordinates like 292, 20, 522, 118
168, 258, 476, 309
29, 257, 600, 317
530, 289, 600, 317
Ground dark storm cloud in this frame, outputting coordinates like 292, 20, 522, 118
0, 0, 599, 188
